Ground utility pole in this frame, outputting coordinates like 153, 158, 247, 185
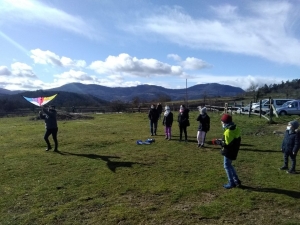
186, 78, 188, 107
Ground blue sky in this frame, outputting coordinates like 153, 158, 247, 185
0, 0, 300, 91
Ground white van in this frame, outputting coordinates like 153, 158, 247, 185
252, 99, 294, 113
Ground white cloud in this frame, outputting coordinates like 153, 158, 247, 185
30, 49, 86, 68
127, 1, 300, 66
54, 69, 94, 82
180, 57, 211, 70
190, 74, 283, 90
89, 53, 186, 77
11, 62, 37, 78
0, 66, 11, 76
167, 54, 181, 61
0, 0, 98, 39
0, 62, 44, 90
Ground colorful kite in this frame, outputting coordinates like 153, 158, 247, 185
23, 94, 58, 107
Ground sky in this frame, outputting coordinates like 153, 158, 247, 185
0, 0, 300, 91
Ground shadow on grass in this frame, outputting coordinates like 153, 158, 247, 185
240, 144, 254, 147
239, 148, 280, 153
56, 151, 148, 173
240, 185, 300, 199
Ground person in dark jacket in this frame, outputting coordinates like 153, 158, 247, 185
39, 105, 58, 151
177, 105, 190, 142
162, 105, 173, 140
196, 107, 210, 147
148, 104, 159, 136
157, 103, 163, 120
220, 114, 241, 189
280, 120, 299, 174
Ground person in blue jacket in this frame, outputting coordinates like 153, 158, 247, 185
280, 120, 299, 174
39, 105, 58, 151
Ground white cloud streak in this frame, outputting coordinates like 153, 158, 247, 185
31, 49, 86, 68
127, 1, 300, 66
0, 0, 98, 39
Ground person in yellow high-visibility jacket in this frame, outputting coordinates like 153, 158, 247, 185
220, 114, 241, 189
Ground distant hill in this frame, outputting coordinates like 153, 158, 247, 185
0, 91, 109, 112
0, 83, 244, 106
48, 83, 244, 102
0, 88, 22, 95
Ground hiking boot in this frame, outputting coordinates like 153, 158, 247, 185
223, 183, 236, 189
280, 166, 288, 170
45, 147, 52, 151
286, 170, 296, 174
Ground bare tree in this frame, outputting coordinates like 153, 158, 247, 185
202, 91, 209, 105
110, 100, 127, 112
246, 82, 260, 102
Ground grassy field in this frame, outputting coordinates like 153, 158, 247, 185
1, 111, 300, 225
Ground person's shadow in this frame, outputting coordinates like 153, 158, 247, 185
240, 185, 300, 199
56, 151, 148, 173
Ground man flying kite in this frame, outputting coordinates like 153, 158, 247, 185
23, 94, 59, 152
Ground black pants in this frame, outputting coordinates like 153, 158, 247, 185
283, 152, 296, 171
179, 125, 187, 140
44, 128, 58, 149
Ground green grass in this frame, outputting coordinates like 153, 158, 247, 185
1, 112, 300, 225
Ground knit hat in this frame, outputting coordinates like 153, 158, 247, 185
221, 114, 232, 124
289, 121, 299, 129
200, 107, 207, 114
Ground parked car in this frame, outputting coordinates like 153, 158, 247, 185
276, 100, 300, 115
237, 103, 259, 113
252, 99, 294, 113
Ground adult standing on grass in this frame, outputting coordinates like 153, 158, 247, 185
148, 104, 159, 136
220, 114, 242, 189
39, 105, 58, 152
196, 107, 210, 148
280, 120, 299, 174
177, 105, 190, 142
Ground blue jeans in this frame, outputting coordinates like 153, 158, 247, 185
224, 156, 239, 184
149, 120, 157, 135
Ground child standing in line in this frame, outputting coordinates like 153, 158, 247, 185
177, 105, 190, 142
280, 120, 299, 174
196, 107, 210, 147
162, 105, 173, 140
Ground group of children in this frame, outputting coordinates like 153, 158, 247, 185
149, 104, 210, 146
148, 104, 299, 189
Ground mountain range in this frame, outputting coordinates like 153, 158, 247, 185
0, 83, 244, 102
